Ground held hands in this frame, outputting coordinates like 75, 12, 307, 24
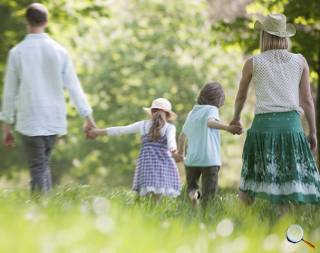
87, 128, 107, 139
227, 124, 243, 135
84, 116, 97, 139
170, 148, 184, 163
228, 118, 243, 135
87, 128, 100, 139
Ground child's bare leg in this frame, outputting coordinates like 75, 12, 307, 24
189, 190, 201, 207
185, 167, 201, 207
238, 191, 255, 205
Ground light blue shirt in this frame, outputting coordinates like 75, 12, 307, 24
0, 33, 92, 136
182, 105, 221, 167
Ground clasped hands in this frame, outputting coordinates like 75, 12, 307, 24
173, 119, 243, 163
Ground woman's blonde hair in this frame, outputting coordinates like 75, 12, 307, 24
260, 31, 289, 52
148, 109, 168, 141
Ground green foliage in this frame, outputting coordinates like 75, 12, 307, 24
0, 186, 319, 252
0, 0, 318, 185
212, 0, 320, 162
0, 0, 244, 186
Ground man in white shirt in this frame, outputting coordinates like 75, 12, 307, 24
0, 3, 95, 193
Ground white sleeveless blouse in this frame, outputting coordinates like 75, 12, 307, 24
252, 49, 304, 114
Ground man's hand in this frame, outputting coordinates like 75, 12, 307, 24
3, 123, 14, 148
84, 115, 96, 139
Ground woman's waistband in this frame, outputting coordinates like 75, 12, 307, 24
250, 111, 302, 131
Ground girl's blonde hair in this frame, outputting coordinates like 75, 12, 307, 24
260, 30, 289, 52
149, 109, 168, 141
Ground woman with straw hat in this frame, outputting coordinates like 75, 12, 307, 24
88, 98, 181, 199
230, 14, 320, 207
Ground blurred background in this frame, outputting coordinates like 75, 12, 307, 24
0, 0, 319, 190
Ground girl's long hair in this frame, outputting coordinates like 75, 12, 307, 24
149, 109, 167, 141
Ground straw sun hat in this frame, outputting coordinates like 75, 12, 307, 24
254, 13, 296, 37
143, 98, 177, 120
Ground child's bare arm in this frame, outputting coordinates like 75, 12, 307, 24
207, 118, 242, 135
174, 133, 186, 162
177, 133, 187, 155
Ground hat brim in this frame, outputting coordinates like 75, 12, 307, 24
143, 107, 177, 121
254, 20, 296, 37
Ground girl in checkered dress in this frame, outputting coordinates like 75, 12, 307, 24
88, 98, 181, 198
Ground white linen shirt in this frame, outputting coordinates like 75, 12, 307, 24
106, 120, 177, 150
0, 33, 92, 136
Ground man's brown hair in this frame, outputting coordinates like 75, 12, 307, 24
197, 81, 225, 107
25, 3, 48, 27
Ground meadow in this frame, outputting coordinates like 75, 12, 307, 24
1, 185, 319, 253
0, 1, 319, 252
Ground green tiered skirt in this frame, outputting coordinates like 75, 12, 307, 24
240, 111, 320, 204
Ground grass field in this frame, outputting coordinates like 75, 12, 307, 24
0, 185, 319, 253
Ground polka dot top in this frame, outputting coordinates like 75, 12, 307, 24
252, 49, 304, 114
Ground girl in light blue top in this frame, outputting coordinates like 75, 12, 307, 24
177, 82, 242, 207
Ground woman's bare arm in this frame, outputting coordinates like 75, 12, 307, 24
231, 58, 253, 124
299, 56, 317, 151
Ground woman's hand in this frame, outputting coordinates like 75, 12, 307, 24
229, 118, 241, 127
227, 124, 243, 135
308, 133, 317, 152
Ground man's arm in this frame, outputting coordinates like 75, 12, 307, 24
62, 52, 96, 133
1, 50, 20, 148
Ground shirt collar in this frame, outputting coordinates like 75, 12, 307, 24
194, 104, 218, 110
25, 33, 50, 40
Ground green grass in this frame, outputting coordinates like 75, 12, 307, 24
0, 185, 319, 253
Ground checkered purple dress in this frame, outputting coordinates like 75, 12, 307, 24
133, 133, 181, 197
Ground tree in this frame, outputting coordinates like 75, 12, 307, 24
0, 0, 244, 187
211, 0, 320, 164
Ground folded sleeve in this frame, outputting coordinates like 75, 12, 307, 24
207, 107, 220, 121
62, 52, 92, 117
166, 124, 177, 151
1, 50, 20, 124
106, 121, 143, 136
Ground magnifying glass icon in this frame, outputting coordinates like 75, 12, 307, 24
286, 224, 316, 250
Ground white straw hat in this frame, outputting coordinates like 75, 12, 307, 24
254, 13, 296, 38
143, 98, 177, 120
